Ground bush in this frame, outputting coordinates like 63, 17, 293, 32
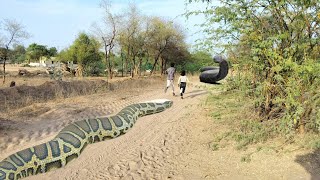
84, 61, 106, 77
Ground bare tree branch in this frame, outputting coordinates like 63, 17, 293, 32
0, 19, 29, 84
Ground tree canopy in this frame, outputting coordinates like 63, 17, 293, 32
187, 0, 320, 133
59, 32, 103, 77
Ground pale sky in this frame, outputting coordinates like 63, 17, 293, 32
0, 0, 206, 51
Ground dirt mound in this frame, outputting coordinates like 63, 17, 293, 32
0, 76, 162, 112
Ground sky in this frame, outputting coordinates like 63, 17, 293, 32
0, 0, 207, 51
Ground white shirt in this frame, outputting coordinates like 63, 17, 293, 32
178, 76, 189, 84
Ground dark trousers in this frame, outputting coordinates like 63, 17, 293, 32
180, 82, 186, 96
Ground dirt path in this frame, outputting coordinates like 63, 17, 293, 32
0, 77, 208, 179
0, 77, 317, 180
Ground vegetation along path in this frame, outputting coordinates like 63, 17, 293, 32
0, 77, 318, 179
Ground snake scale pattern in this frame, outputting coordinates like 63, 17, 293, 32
0, 99, 173, 180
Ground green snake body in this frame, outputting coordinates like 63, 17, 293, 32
0, 99, 173, 180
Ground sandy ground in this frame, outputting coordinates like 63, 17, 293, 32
0, 76, 319, 180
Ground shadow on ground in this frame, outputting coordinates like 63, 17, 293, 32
184, 90, 208, 99
295, 149, 320, 180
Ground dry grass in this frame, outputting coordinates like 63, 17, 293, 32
0, 73, 163, 113
0, 64, 156, 88
203, 87, 279, 149
204, 84, 320, 153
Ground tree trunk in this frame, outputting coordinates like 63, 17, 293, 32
109, 49, 113, 79
134, 57, 140, 76
144, 58, 149, 76
121, 50, 124, 77
131, 57, 135, 78
2, 60, 6, 84
121, 57, 124, 77
139, 57, 142, 76
131, 67, 134, 78
105, 52, 109, 78
124, 57, 128, 76
126, 45, 130, 77
160, 57, 164, 75
104, 44, 113, 80
163, 59, 167, 74
2, 49, 8, 84
150, 42, 167, 75
150, 52, 161, 75
108, 64, 112, 79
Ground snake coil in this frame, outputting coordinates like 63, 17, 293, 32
199, 55, 229, 84
0, 99, 173, 180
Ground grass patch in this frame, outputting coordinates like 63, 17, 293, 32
240, 154, 252, 163
204, 88, 260, 149
209, 143, 219, 151
204, 84, 320, 152
210, 112, 222, 121
233, 119, 276, 150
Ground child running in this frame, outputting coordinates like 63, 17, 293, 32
178, 70, 189, 99
164, 63, 176, 96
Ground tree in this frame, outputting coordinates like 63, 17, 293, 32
118, 3, 145, 78
26, 43, 48, 63
0, 19, 29, 84
48, 47, 58, 57
11, 44, 26, 63
169, 50, 212, 75
187, 0, 320, 133
67, 33, 102, 77
57, 48, 71, 63
147, 17, 186, 75
92, 0, 120, 79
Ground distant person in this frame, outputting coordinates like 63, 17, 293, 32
178, 70, 189, 99
164, 63, 176, 96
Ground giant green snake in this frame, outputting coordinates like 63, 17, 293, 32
0, 99, 173, 180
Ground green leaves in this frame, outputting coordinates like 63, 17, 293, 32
59, 33, 103, 77
187, 0, 320, 133
69, 33, 101, 65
